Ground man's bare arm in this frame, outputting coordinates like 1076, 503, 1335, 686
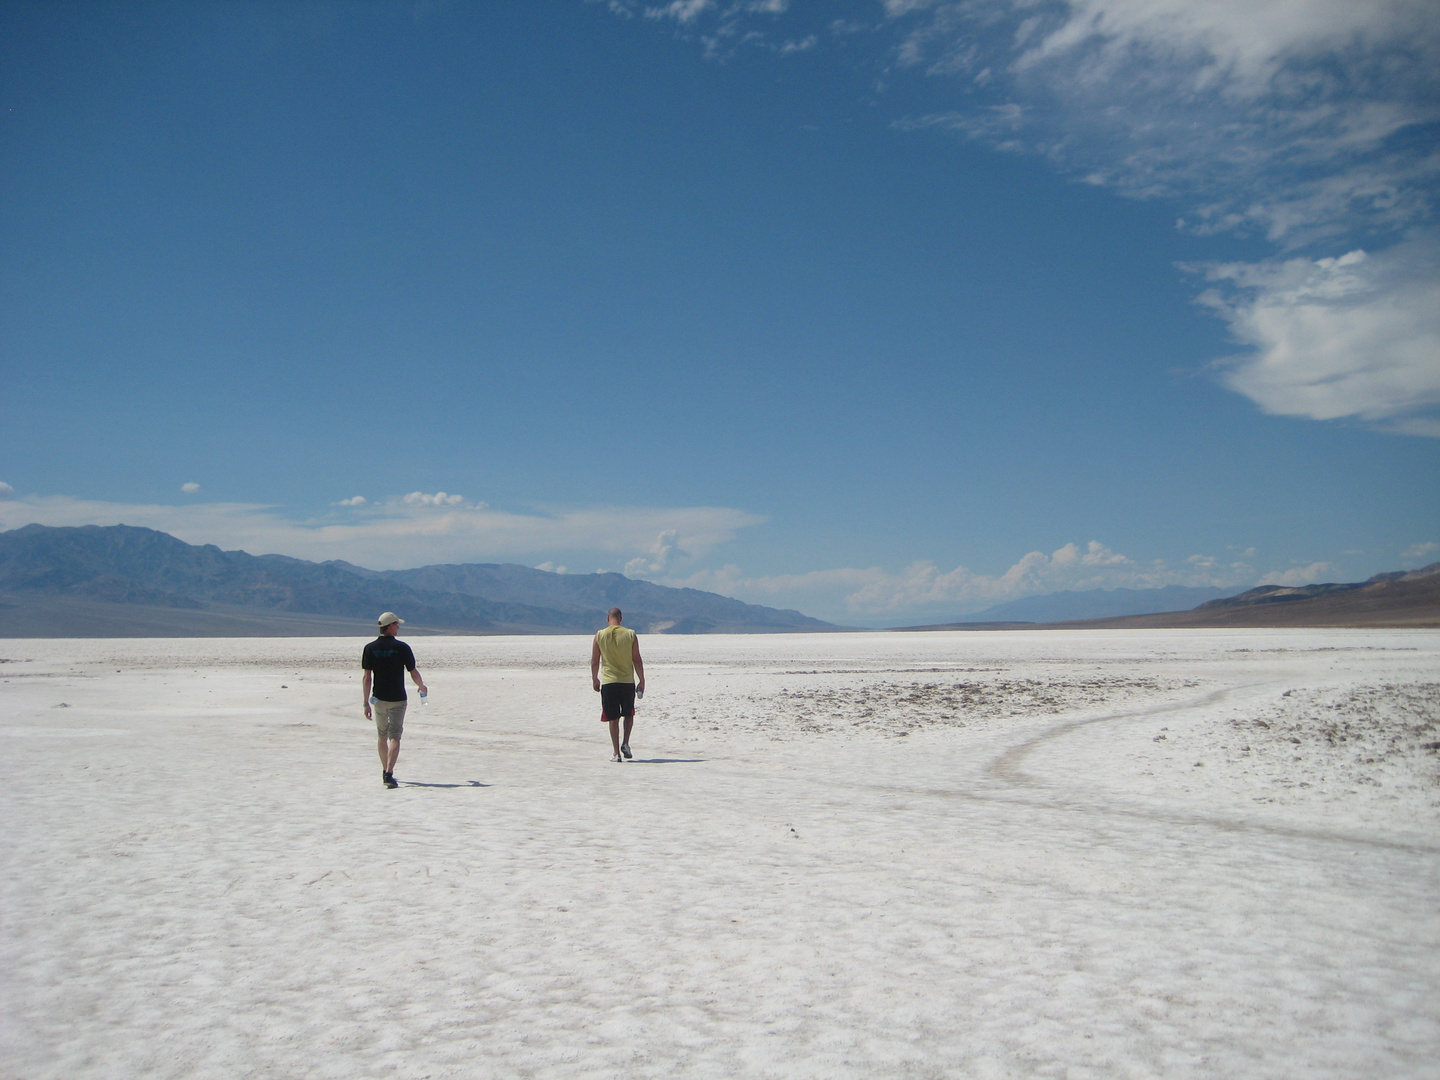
409, 666, 428, 695
362, 670, 373, 719
632, 637, 645, 694
591, 636, 602, 692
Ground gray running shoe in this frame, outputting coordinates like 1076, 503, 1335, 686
620, 744, 633, 759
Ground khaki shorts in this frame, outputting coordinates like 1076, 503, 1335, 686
373, 698, 407, 739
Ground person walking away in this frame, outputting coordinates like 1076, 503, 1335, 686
363, 612, 427, 788
591, 607, 645, 762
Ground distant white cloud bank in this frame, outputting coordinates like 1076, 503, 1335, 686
663, 540, 1339, 624
0, 491, 763, 573
1402, 541, 1439, 564
0, 489, 1379, 623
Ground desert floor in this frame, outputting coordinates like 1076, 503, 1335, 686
3, 629, 1438, 1079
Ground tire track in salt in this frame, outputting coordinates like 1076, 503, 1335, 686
979, 679, 1440, 854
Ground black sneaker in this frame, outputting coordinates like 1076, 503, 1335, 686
384, 772, 398, 788
620, 744, 633, 760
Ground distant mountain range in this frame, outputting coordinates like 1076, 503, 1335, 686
4, 523, 1434, 636
956, 585, 1241, 624
0, 524, 837, 637
899, 563, 1440, 630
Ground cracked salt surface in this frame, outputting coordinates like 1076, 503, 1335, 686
2, 629, 1437, 1078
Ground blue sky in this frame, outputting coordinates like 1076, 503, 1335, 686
2, 0, 1437, 626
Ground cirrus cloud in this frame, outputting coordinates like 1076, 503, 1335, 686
605, 0, 1440, 436
889, 0, 1439, 239
886, 1, 1440, 436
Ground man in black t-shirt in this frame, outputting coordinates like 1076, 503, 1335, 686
362, 612, 427, 788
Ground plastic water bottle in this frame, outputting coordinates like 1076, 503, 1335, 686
419, 690, 428, 705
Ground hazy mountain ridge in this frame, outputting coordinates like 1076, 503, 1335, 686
1196, 565, 1440, 609
377, 563, 819, 630
0, 525, 835, 636
895, 563, 1440, 631
1017, 563, 1440, 630
959, 585, 1241, 625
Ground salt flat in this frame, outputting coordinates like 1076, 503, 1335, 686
2, 629, 1437, 1079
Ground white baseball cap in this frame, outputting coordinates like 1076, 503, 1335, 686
377, 612, 404, 628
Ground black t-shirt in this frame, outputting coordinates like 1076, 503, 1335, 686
362, 636, 417, 701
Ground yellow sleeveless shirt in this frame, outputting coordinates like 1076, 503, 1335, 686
595, 625, 637, 684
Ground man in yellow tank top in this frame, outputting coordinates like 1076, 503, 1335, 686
591, 607, 646, 762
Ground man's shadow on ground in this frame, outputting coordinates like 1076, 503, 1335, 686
625, 758, 705, 764
396, 761, 706, 785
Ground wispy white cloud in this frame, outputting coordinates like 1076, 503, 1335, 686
180, 482, 200, 494
609, 0, 1439, 241
0, 491, 765, 572
0, 481, 13, 498
1192, 239, 1440, 431
644, 0, 713, 24
609, 0, 812, 57
401, 490, 468, 507
1007, 0, 1433, 98
888, 0, 1440, 242
334, 496, 368, 507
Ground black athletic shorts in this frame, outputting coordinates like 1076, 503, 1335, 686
600, 682, 636, 722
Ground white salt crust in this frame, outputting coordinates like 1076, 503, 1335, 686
2, 629, 1437, 1078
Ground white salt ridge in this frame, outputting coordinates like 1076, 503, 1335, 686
2, 629, 1437, 1078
